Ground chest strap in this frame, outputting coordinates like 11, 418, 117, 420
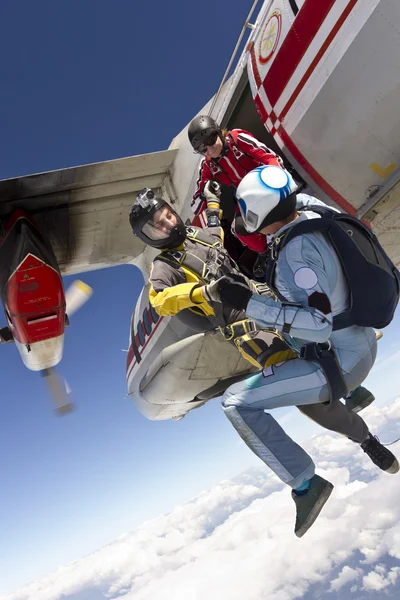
185, 226, 223, 248
157, 227, 236, 284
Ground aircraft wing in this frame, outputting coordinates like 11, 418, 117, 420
0, 149, 178, 274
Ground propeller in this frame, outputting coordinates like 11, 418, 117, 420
65, 279, 93, 317
42, 367, 74, 415
43, 279, 93, 415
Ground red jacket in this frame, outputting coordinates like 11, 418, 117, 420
191, 129, 284, 253
191, 129, 284, 215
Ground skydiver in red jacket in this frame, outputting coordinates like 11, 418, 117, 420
188, 115, 285, 276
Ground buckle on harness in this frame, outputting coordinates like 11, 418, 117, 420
299, 341, 331, 360
252, 282, 271, 296
203, 252, 225, 283
168, 249, 185, 263
221, 319, 258, 341
269, 235, 284, 261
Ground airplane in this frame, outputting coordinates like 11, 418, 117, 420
0, 0, 399, 419
126, 0, 400, 420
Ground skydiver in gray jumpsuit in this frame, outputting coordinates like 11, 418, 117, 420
210, 165, 399, 537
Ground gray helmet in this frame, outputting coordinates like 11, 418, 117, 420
188, 115, 221, 152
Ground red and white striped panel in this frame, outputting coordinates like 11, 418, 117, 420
248, 0, 380, 214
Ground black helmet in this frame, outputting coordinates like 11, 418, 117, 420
188, 115, 221, 152
129, 188, 186, 250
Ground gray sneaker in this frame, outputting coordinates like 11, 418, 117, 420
292, 475, 334, 538
345, 386, 375, 413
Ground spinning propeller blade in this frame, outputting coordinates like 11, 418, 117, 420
65, 280, 93, 317
42, 368, 74, 415
41, 280, 92, 414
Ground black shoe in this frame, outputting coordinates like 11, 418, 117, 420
292, 475, 334, 538
345, 386, 375, 413
360, 434, 399, 474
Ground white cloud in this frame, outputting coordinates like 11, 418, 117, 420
330, 566, 362, 591
362, 565, 400, 592
2, 401, 400, 600
350, 584, 358, 593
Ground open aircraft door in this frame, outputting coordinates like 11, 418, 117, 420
0, 148, 178, 275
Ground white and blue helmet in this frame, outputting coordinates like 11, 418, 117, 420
236, 166, 298, 233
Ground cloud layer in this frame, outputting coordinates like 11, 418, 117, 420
3, 400, 400, 600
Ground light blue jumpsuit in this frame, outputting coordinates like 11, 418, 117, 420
221, 195, 377, 489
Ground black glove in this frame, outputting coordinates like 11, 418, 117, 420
202, 280, 221, 303
217, 274, 253, 310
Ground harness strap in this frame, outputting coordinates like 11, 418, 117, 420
223, 323, 298, 369
157, 227, 238, 284
300, 342, 348, 402
266, 210, 356, 328
332, 312, 354, 331
219, 318, 258, 341
156, 251, 208, 284
186, 226, 223, 248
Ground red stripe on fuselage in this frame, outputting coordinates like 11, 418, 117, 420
252, 0, 361, 215
263, 0, 336, 107
279, 0, 359, 121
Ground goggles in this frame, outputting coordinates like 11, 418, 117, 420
196, 132, 219, 154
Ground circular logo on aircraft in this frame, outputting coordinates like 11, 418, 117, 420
258, 10, 282, 65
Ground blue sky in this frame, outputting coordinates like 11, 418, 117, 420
0, 1, 400, 596
0, 0, 256, 594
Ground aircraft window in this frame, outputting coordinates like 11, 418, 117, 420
137, 321, 145, 346
129, 304, 161, 366
288, 0, 299, 15
150, 305, 160, 324
130, 315, 142, 364
142, 309, 152, 335
131, 336, 141, 363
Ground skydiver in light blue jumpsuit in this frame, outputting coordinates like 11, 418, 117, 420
209, 165, 399, 537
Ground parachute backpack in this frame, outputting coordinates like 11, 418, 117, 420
266, 205, 400, 331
